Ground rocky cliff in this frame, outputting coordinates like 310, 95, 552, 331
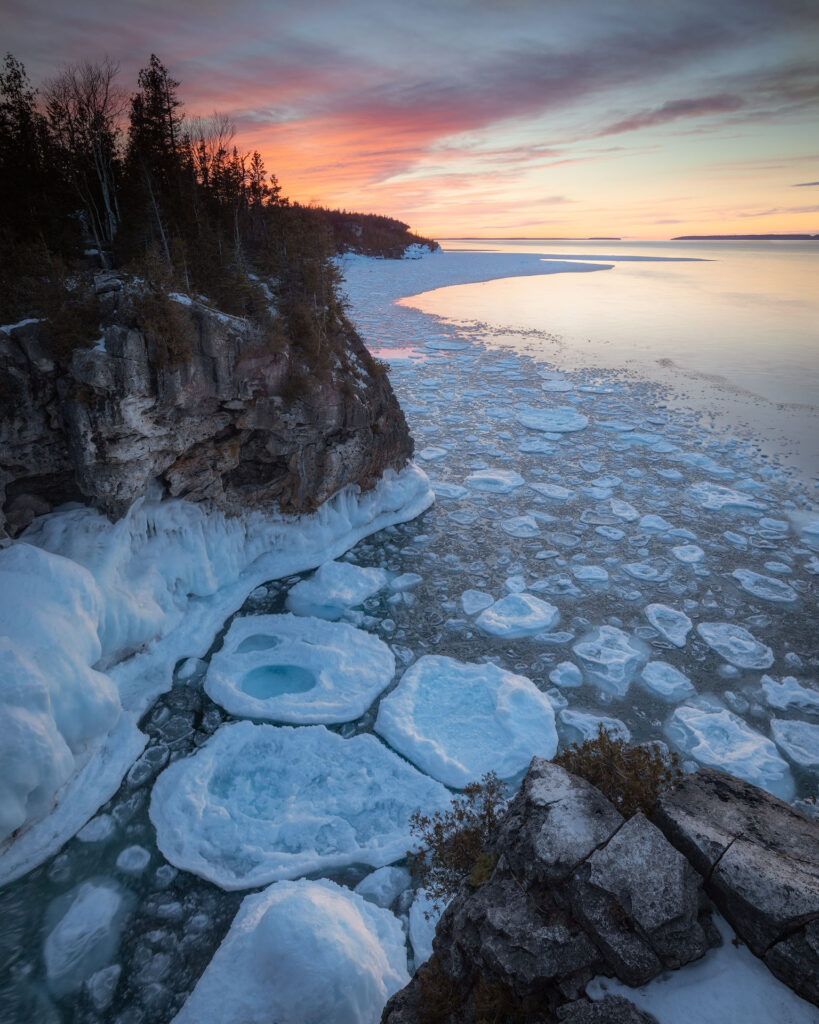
0, 273, 412, 538
383, 761, 819, 1023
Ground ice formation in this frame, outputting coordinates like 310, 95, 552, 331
559, 708, 631, 743
517, 405, 589, 433
0, 463, 432, 883
665, 699, 794, 800
549, 662, 583, 688
696, 623, 774, 669
475, 593, 559, 638
150, 721, 450, 889
172, 879, 409, 1024
572, 626, 648, 698
770, 719, 819, 769
374, 655, 558, 787
465, 469, 525, 493
204, 614, 395, 723
644, 604, 693, 647
44, 880, 131, 997
639, 662, 696, 703
409, 889, 441, 967
732, 569, 798, 603
461, 589, 494, 615
354, 866, 411, 909
760, 675, 819, 712
285, 560, 389, 619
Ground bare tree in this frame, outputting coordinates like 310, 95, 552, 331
45, 57, 124, 262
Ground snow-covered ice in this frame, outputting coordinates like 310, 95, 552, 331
172, 878, 409, 1024
696, 623, 774, 670
644, 604, 693, 647
760, 675, 819, 712
665, 698, 794, 800
732, 569, 798, 603
285, 560, 389, 619
204, 614, 395, 723
409, 889, 441, 967
354, 866, 412, 909
572, 626, 648, 698
549, 662, 584, 688
374, 655, 558, 787
150, 721, 450, 889
461, 589, 494, 615
475, 593, 559, 638
770, 719, 819, 769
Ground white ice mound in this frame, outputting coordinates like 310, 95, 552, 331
0, 544, 121, 846
696, 622, 774, 669
770, 719, 819, 769
639, 662, 696, 703
149, 721, 450, 889
475, 593, 559, 638
644, 604, 693, 647
44, 880, 131, 997
374, 655, 558, 787
572, 626, 648, 698
354, 866, 411, 909
286, 560, 389, 620
517, 405, 589, 433
466, 469, 525, 493
204, 614, 394, 723
665, 699, 794, 800
172, 878, 409, 1024
732, 569, 797, 603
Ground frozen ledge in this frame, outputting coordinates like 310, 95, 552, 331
0, 463, 433, 885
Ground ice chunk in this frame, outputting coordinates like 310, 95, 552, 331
204, 614, 394, 724
572, 626, 648, 698
672, 545, 705, 564
149, 721, 450, 889
475, 593, 559, 638
354, 866, 411, 909
697, 623, 774, 669
77, 815, 116, 844
501, 515, 540, 538
688, 482, 766, 512
115, 845, 151, 875
639, 662, 696, 703
172, 879, 409, 1024
645, 604, 692, 647
517, 405, 588, 432
529, 482, 575, 501
609, 498, 639, 521
559, 709, 630, 743
286, 561, 388, 619
461, 590, 494, 616
429, 480, 468, 499
732, 569, 797, 603
374, 655, 558, 787
549, 662, 583, 688
44, 881, 130, 997
390, 573, 423, 592
760, 675, 819, 713
466, 469, 525, 493
665, 699, 793, 800
770, 719, 819, 769
572, 565, 609, 584
409, 889, 442, 967
86, 964, 121, 1012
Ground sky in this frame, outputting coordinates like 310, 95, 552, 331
4, 0, 819, 238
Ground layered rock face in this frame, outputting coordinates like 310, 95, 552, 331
383, 760, 819, 1023
0, 283, 412, 537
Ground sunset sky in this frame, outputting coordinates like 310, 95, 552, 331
5, 0, 819, 238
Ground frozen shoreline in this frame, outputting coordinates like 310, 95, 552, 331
0, 464, 433, 885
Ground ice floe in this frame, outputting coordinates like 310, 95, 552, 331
172, 879, 408, 1024
732, 569, 797, 603
559, 708, 631, 743
696, 623, 774, 669
466, 469, 525, 493
461, 589, 494, 615
286, 560, 389, 619
644, 604, 693, 647
760, 675, 819, 712
475, 593, 559, 638
354, 866, 411, 909
770, 719, 819, 769
409, 889, 441, 967
150, 721, 450, 889
517, 405, 589, 433
688, 482, 766, 512
639, 662, 696, 703
572, 626, 648, 698
665, 698, 794, 800
374, 655, 558, 787
204, 614, 394, 723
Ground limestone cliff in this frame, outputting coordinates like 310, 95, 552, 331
0, 275, 412, 537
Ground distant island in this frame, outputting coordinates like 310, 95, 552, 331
448, 236, 622, 241
672, 234, 819, 240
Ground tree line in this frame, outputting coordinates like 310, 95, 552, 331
0, 53, 432, 363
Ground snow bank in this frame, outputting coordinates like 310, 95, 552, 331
150, 721, 450, 890
0, 463, 433, 884
172, 878, 409, 1024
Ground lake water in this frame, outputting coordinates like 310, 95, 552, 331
402, 239, 819, 483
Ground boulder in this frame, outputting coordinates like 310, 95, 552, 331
655, 766, 819, 1005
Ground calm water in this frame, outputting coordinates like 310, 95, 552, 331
403, 239, 819, 482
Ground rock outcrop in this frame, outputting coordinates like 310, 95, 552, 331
383, 759, 716, 1023
0, 283, 412, 537
655, 766, 819, 1005
383, 760, 819, 1023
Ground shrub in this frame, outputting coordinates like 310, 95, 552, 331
554, 726, 681, 819
407, 772, 508, 913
